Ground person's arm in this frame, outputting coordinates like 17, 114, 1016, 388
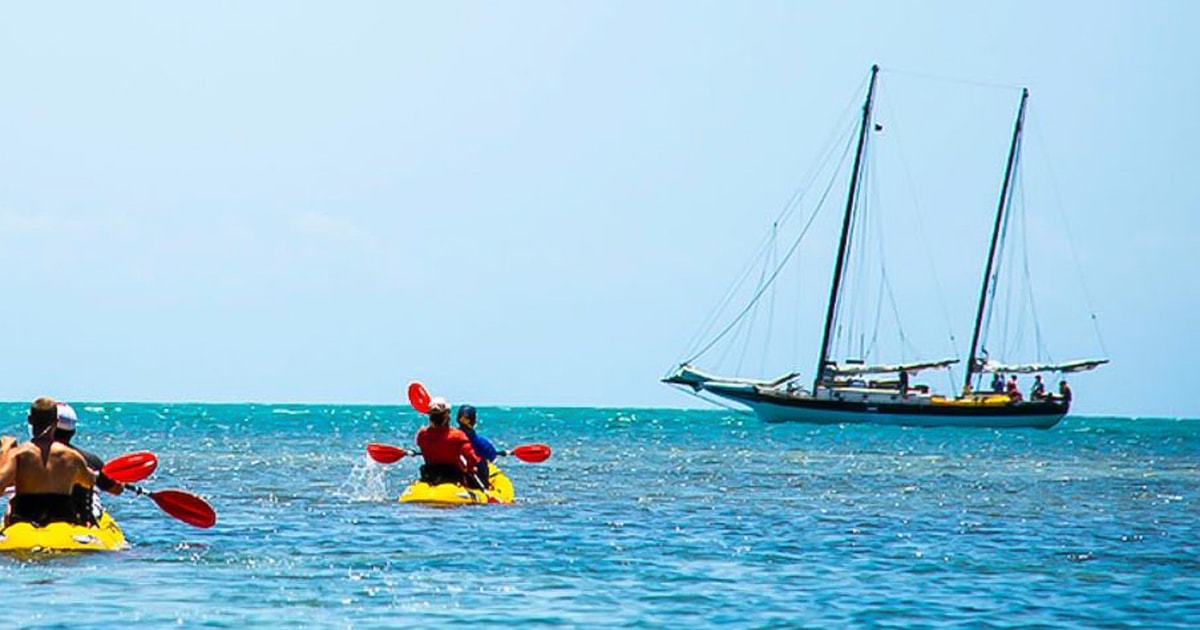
77, 447, 123, 495
459, 438, 480, 470
475, 436, 498, 462
0, 445, 17, 489
72, 452, 97, 490
96, 471, 123, 495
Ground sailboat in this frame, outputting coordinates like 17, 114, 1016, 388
663, 65, 1107, 428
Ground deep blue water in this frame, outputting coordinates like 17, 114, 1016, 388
0, 404, 1196, 628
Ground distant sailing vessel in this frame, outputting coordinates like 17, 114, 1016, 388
663, 65, 1106, 428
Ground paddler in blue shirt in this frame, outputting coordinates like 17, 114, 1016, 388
456, 405, 504, 484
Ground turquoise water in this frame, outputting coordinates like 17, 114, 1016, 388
0, 404, 1197, 628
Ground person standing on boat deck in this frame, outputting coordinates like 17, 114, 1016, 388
991, 372, 1005, 393
1005, 375, 1023, 403
415, 397, 482, 487
897, 371, 909, 398
0, 397, 96, 526
1057, 380, 1073, 404
1030, 375, 1047, 400
456, 404, 503, 484
53, 403, 123, 525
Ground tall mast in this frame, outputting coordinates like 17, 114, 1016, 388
813, 64, 879, 392
963, 88, 1029, 395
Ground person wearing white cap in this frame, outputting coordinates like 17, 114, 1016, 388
53, 402, 123, 524
0, 397, 96, 526
414, 396, 483, 486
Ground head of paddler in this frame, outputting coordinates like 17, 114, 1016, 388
53, 402, 78, 444
456, 404, 477, 432
28, 396, 58, 439
427, 397, 451, 427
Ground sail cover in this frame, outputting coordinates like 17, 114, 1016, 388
827, 358, 959, 376
978, 358, 1109, 374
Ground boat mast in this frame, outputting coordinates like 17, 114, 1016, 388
813, 64, 879, 392
963, 88, 1028, 395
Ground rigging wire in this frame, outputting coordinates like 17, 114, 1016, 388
682, 129, 858, 365
863, 155, 889, 362
1028, 115, 1109, 356
978, 154, 1016, 384
734, 238, 774, 374
834, 131, 875, 360
878, 88, 963, 390
758, 223, 779, 376
675, 104, 862, 367
1014, 170, 1049, 362
665, 384, 756, 416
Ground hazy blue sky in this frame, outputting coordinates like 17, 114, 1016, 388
0, 2, 1195, 416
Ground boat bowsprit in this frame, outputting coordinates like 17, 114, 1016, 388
399, 465, 515, 505
0, 512, 129, 553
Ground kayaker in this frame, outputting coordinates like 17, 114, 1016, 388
456, 404, 505, 483
53, 403, 123, 525
415, 397, 482, 487
0, 397, 97, 526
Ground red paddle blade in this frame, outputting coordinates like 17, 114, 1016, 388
511, 444, 552, 463
150, 489, 216, 529
407, 382, 431, 413
102, 451, 159, 483
366, 443, 408, 464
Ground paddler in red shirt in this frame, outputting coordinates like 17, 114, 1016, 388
415, 397, 482, 487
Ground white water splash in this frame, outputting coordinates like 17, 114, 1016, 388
333, 456, 391, 502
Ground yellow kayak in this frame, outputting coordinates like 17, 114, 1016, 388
399, 465, 515, 505
0, 512, 128, 553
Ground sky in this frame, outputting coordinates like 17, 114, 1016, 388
0, 2, 1195, 416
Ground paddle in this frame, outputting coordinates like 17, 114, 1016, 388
366, 442, 552, 465
461, 455, 499, 504
366, 443, 412, 464
125, 484, 217, 529
101, 451, 158, 484
508, 444, 553, 463
408, 382, 431, 414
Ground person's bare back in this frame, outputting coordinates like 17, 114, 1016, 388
0, 440, 95, 495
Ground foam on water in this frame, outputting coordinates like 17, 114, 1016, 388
334, 458, 391, 502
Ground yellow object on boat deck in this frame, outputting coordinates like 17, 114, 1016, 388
931, 395, 1012, 406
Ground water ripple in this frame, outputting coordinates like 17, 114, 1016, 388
0, 406, 1196, 627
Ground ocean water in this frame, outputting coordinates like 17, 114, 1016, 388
0, 404, 1196, 628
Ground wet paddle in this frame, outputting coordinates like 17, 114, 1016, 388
101, 451, 159, 483
366, 443, 412, 464
408, 382, 431, 414
126, 484, 217, 529
507, 444, 553, 463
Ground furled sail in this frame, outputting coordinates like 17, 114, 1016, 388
826, 358, 959, 376
977, 358, 1109, 374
